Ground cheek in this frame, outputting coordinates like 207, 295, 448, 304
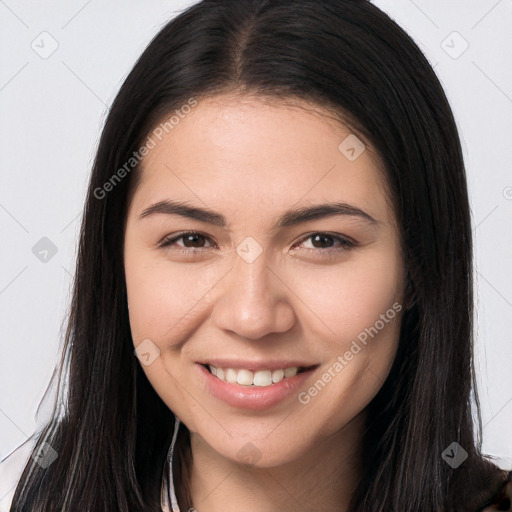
291, 249, 404, 432
124, 248, 221, 345
124, 246, 217, 418
289, 248, 404, 349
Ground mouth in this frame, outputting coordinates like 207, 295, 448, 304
197, 362, 319, 410
201, 363, 318, 387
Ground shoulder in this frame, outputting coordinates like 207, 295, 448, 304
0, 438, 37, 512
479, 469, 512, 511
446, 457, 511, 511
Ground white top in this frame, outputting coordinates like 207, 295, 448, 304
0, 418, 182, 512
162, 417, 182, 512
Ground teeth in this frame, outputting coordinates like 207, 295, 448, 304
284, 367, 297, 378
225, 368, 237, 383
254, 370, 272, 386
272, 369, 284, 383
237, 369, 254, 386
208, 365, 300, 387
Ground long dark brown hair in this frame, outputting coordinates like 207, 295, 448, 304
9, 0, 510, 510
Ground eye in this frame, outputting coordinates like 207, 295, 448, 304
158, 231, 216, 252
158, 231, 356, 257
292, 232, 356, 255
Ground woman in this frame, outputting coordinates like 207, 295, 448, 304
1, 0, 511, 510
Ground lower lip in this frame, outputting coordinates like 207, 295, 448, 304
197, 363, 317, 410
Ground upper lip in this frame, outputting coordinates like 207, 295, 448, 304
198, 359, 319, 371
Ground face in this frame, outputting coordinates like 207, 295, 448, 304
123, 93, 406, 468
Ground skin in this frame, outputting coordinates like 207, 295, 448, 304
123, 93, 407, 512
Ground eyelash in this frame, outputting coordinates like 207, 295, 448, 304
157, 231, 356, 257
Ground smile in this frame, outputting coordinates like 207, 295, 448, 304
198, 363, 319, 410
206, 365, 307, 387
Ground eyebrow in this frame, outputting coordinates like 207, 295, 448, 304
138, 199, 378, 228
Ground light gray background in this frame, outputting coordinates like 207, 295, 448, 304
1, 0, 511, 474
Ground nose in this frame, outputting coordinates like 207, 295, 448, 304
210, 245, 296, 340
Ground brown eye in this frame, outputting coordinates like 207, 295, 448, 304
159, 231, 215, 250
296, 232, 355, 252
310, 233, 336, 248
180, 233, 207, 248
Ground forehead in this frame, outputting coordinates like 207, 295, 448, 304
131, 94, 393, 226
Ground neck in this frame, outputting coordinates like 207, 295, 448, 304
181, 412, 365, 512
